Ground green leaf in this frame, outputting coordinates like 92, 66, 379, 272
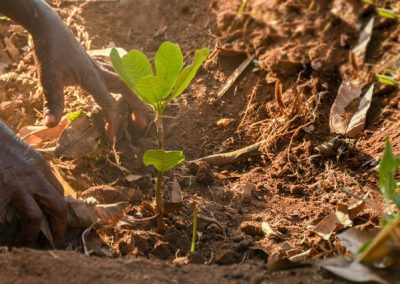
379, 138, 400, 207
143, 149, 185, 173
155, 41, 183, 98
67, 110, 82, 121
135, 75, 169, 111
122, 50, 153, 85
376, 74, 400, 87
110, 48, 137, 90
110, 48, 153, 92
171, 48, 209, 100
377, 8, 400, 19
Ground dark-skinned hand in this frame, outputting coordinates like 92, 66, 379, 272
0, 120, 67, 246
33, 9, 148, 140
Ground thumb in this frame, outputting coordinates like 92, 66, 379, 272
40, 70, 64, 128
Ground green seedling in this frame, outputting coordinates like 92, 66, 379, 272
377, 7, 400, 19
191, 204, 198, 253
376, 69, 400, 87
379, 138, 400, 217
111, 42, 209, 230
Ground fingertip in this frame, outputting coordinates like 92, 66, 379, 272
44, 114, 61, 128
131, 112, 148, 132
105, 122, 117, 143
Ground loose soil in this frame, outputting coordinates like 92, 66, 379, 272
1, 0, 400, 283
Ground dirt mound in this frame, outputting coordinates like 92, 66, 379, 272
1, 0, 400, 282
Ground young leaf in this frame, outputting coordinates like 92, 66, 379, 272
171, 48, 209, 99
67, 110, 82, 122
376, 74, 400, 87
155, 41, 183, 98
110, 48, 136, 90
143, 149, 185, 173
122, 50, 153, 85
377, 8, 400, 19
110, 48, 153, 91
379, 138, 400, 208
135, 75, 169, 111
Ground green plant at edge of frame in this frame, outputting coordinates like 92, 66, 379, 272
379, 138, 400, 217
111, 42, 209, 230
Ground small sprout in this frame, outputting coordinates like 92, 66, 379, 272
377, 8, 400, 19
376, 70, 400, 87
67, 110, 83, 121
191, 203, 198, 253
237, 0, 249, 17
379, 138, 400, 216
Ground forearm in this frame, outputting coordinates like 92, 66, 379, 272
0, 0, 61, 35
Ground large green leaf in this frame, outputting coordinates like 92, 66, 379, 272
110, 48, 153, 91
171, 47, 209, 99
379, 138, 400, 208
122, 50, 153, 85
155, 41, 183, 98
143, 149, 185, 173
110, 48, 136, 90
135, 75, 168, 110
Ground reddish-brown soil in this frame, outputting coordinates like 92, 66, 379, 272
1, 0, 400, 282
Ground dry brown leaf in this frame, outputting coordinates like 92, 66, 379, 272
321, 258, 389, 284
50, 163, 77, 198
55, 113, 100, 159
267, 253, 304, 272
65, 196, 128, 227
18, 116, 70, 147
352, 17, 375, 66
171, 177, 182, 203
329, 82, 374, 138
313, 201, 366, 240
339, 227, 379, 255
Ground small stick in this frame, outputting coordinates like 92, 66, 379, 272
217, 55, 255, 98
194, 140, 265, 166
237, 81, 259, 133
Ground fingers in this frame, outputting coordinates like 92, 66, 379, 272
12, 192, 43, 245
12, 169, 67, 242
30, 175, 67, 240
81, 67, 119, 141
97, 63, 149, 131
40, 68, 64, 128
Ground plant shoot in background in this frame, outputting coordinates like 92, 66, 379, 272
379, 138, 400, 218
110, 42, 209, 230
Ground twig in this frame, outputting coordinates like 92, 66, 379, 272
194, 140, 265, 166
237, 81, 259, 133
217, 55, 255, 98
